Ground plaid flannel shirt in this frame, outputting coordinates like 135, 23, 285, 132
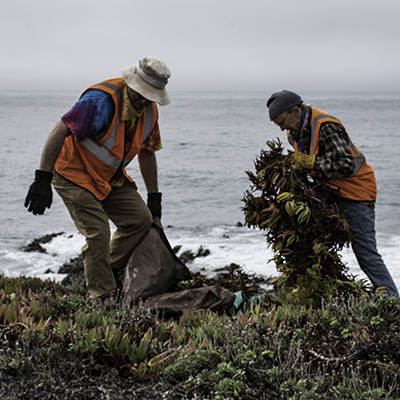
299, 106, 354, 179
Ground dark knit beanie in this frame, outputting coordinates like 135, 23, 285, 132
266, 90, 302, 120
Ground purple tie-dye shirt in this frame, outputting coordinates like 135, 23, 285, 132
61, 89, 161, 152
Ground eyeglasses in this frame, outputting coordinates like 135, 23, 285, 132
274, 109, 291, 128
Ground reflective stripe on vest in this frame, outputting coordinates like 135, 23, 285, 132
310, 113, 365, 175
79, 81, 154, 169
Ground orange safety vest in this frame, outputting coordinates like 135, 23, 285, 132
288, 107, 377, 201
54, 78, 158, 200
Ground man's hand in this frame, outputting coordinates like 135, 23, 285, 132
24, 170, 53, 215
147, 192, 162, 219
291, 152, 315, 170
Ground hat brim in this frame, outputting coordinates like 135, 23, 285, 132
121, 64, 171, 106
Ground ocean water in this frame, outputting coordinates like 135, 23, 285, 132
1, 90, 400, 290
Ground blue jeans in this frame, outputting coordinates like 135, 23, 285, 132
330, 196, 399, 297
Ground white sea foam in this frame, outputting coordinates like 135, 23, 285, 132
166, 225, 273, 278
168, 227, 400, 290
0, 232, 84, 282
3, 225, 399, 295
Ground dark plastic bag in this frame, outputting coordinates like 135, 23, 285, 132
144, 285, 236, 316
122, 218, 192, 304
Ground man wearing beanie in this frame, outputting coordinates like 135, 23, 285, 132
24, 56, 172, 300
266, 90, 399, 297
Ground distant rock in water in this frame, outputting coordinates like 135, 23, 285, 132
58, 255, 85, 287
44, 268, 54, 274
178, 246, 211, 263
172, 245, 182, 254
22, 232, 65, 253
58, 255, 84, 274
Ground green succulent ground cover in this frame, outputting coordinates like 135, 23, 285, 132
1, 273, 400, 399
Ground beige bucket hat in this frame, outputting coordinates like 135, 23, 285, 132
121, 55, 171, 106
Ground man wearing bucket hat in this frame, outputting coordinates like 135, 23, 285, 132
24, 55, 172, 300
266, 90, 399, 297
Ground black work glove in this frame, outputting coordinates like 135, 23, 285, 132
24, 170, 53, 215
147, 192, 162, 220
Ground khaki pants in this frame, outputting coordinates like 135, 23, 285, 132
52, 173, 152, 298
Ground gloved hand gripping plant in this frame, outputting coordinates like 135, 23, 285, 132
243, 139, 368, 306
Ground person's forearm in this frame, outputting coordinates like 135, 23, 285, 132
39, 120, 71, 172
138, 150, 158, 193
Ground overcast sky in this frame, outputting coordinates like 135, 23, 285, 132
2, 0, 400, 92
